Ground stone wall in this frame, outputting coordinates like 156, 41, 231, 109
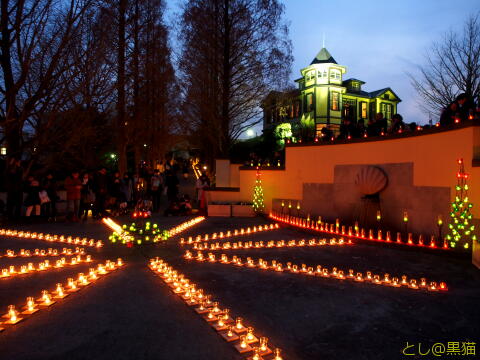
272, 162, 450, 235
206, 124, 480, 236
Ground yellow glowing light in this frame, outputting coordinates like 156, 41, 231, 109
274, 348, 283, 360
26, 297, 36, 312
236, 317, 244, 330
42, 290, 51, 305
240, 335, 247, 348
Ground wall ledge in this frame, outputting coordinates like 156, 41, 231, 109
207, 187, 240, 192
286, 121, 480, 148
239, 166, 285, 171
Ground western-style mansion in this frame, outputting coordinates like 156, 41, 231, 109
262, 47, 401, 136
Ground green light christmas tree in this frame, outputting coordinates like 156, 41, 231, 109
253, 167, 265, 214
446, 158, 476, 249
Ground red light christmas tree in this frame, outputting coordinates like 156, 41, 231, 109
446, 158, 476, 249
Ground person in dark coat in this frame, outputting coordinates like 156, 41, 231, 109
165, 170, 179, 202
42, 173, 58, 221
389, 114, 405, 133
375, 112, 388, 134
64, 171, 82, 221
150, 169, 163, 212
440, 93, 475, 126
93, 168, 109, 218
80, 172, 95, 221
456, 93, 475, 121
24, 176, 41, 218
366, 117, 379, 137
356, 119, 366, 137
440, 101, 458, 126
121, 174, 133, 205
111, 172, 124, 202
337, 118, 357, 139
5, 158, 23, 220
320, 126, 334, 141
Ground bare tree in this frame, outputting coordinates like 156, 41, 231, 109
0, 0, 95, 162
128, 0, 177, 170
177, 0, 292, 166
411, 13, 480, 117
98, 0, 176, 173
29, 6, 117, 173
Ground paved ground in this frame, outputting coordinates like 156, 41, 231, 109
0, 215, 479, 360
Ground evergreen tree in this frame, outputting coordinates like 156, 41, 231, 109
253, 168, 265, 214
446, 158, 476, 249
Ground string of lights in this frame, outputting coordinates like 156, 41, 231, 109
185, 251, 448, 293
0, 247, 85, 258
180, 223, 280, 245
1, 255, 93, 279
0, 228, 103, 248
191, 237, 352, 251
269, 211, 449, 251
0, 258, 124, 332
168, 217, 206, 237
149, 258, 285, 359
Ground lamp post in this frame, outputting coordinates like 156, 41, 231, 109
403, 211, 409, 235
437, 215, 443, 240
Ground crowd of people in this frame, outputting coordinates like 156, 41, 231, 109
3, 158, 195, 222
439, 93, 479, 126
245, 94, 480, 168
335, 112, 406, 139
335, 93, 480, 140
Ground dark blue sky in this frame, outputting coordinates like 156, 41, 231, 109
286, 0, 479, 125
167, 0, 479, 129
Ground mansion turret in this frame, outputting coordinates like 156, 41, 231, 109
262, 47, 401, 136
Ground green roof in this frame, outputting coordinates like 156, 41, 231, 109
310, 48, 337, 65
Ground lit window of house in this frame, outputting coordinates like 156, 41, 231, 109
0, 147, 6, 156
331, 92, 339, 111
361, 102, 367, 118
381, 103, 393, 120
307, 93, 314, 111
330, 69, 341, 81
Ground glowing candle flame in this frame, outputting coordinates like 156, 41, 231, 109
26, 297, 35, 311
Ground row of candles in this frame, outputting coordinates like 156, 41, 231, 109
167, 216, 206, 237
1, 255, 93, 279
269, 212, 449, 250
0, 258, 124, 332
0, 228, 103, 248
0, 247, 85, 258
191, 237, 352, 251
179, 224, 280, 245
102, 217, 136, 244
185, 251, 448, 292
149, 258, 285, 359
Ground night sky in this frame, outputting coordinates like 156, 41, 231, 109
166, 0, 479, 132
284, 0, 479, 125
